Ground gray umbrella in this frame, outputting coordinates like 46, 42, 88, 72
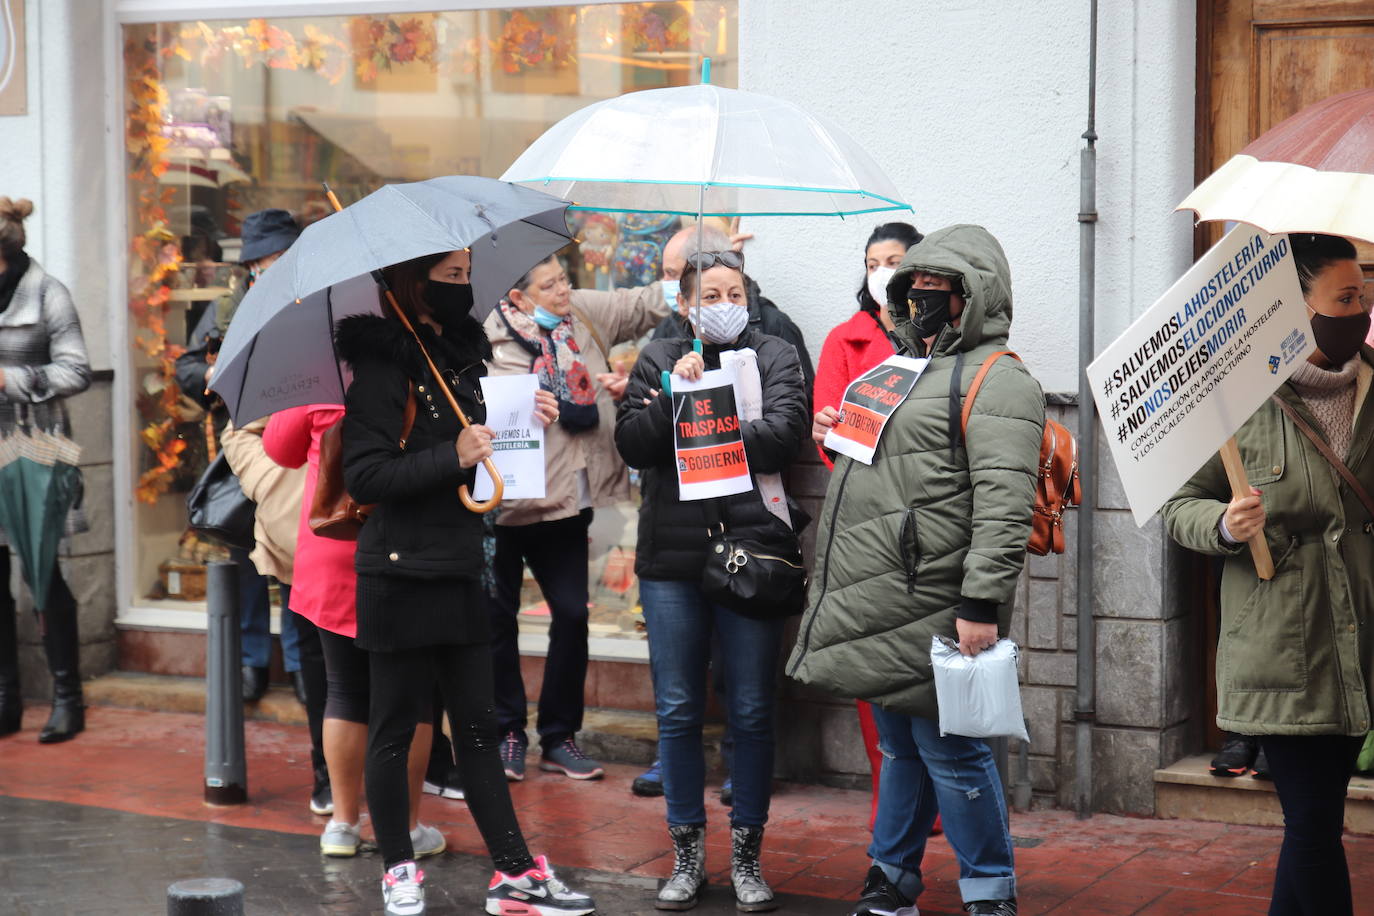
208, 176, 573, 426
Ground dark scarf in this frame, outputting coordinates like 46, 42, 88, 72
496, 300, 598, 430
0, 250, 31, 315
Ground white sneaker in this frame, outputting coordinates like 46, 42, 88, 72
421, 778, 466, 800
382, 861, 425, 915
410, 822, 447, 859
319, 819, 361, 857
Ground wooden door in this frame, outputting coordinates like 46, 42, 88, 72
1197, 0, 1374, 255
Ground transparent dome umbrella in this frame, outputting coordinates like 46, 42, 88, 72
501, 59, 911, 385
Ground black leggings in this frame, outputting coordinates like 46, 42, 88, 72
1260, 733, 1364, 916
366, 642, 534, 874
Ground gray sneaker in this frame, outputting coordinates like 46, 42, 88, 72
540, 738, 605, 780
410, 822, 447, 859
501, 731, 527, 781
320, 819, 361, 857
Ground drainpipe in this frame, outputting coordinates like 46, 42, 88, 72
1074, 0, 1099, 820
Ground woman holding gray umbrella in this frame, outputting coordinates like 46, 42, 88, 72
0, 196, 92, 745
338, 248, 594, 916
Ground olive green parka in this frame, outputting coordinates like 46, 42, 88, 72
1161, 359, 1374, 737
786, 225, 1045, 718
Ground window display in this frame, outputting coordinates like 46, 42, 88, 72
121, 3, 739, 649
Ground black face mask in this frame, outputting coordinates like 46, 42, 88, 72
907, 288, 954, 339
1309, 310, 1371, 366
425, 279, 475, 324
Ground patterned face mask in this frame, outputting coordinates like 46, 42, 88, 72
695, 302, 749, 344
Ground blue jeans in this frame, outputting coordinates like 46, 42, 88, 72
639, 578, 784, 828
868, 705, 1016, 904
231, 547, 299, 672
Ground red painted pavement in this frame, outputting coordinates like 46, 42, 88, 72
3, 706, 1373, 915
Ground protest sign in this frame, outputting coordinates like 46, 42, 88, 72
824, 355, 929, 464
1087, 226, 1311, 530
474, 374, 545, 501
673, 366, 753, 501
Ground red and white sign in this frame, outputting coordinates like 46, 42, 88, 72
824, 355, 928, 464
672, 367, 753, 501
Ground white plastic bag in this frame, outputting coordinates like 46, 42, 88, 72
930, 635, 1030, 742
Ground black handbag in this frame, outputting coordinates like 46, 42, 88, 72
700, 499, 809, 620
186, 452, 255, 551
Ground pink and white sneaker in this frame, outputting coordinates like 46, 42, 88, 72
382, 861, 425, 915
485, 855, 595, 915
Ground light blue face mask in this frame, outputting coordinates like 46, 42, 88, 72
532, 305, 564, 330
661, 278, 680, 312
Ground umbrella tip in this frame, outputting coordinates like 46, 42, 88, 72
701, 57, 711, 85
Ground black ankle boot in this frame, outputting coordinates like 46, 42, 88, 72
0, 596, 20, 737
37, 585, 84, 744
0, 679, 20, 737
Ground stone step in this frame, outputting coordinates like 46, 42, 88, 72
1155, 753, 1374, 834
82, 672, 721, 769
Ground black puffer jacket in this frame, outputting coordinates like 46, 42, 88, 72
615, 327, 809, 580
337, 311, 489, 580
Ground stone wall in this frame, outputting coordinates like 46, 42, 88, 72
1010, 403, 1202, 815
16, 377, 118, 701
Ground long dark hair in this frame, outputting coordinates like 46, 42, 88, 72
380, 251, 447, 323
857, 222, 922, 312
1291, 233, 1359, 297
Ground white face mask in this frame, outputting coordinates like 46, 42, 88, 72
695, 302, 750, 344
661, 278, 680, 312
867, 265, 896, 306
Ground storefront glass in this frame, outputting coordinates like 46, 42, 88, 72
121, 3, 738, 650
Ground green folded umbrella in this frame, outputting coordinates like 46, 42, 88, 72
0, 430, 82, 611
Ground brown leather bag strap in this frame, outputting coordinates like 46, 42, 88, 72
569, 303, 609, 361
1271, 393, 1374, 521
398, 381, 416, 449
961, 350, 1020, 438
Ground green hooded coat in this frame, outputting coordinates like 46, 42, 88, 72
786, 225, 1045, 718
1161, 364, 1374, 737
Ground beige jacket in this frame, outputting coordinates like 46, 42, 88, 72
221, 418, 307, 583
484, 283, 668, 527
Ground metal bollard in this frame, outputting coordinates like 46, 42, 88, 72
204, 561, 247, 805
167, 878, 244, 915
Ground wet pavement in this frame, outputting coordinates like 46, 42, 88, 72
3, 705, 1373, 914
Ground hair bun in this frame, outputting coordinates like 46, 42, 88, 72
0, 197, 34, 222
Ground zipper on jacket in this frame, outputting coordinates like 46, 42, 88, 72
900, 507, 919, 594
787, 460, 855, 677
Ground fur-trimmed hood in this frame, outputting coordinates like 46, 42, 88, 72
334, 311, 491, 379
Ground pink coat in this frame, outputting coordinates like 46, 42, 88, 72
263, 405, 358, 638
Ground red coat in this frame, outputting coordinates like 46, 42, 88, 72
813, 310, 896, 466
263, 405, 358, 638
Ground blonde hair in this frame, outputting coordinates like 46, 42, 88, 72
0, 197, 34, 257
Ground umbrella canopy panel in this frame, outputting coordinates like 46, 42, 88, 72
210, 176, 574, 426
501, 83, 908, 216
1179, 89, 1374, 243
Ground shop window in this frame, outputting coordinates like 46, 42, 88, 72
122, 3, 738, 652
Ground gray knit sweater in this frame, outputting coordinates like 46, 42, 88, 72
1289, 357, 1359, 459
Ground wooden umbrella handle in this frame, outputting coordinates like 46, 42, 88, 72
380, 288, 503, 514
323, 182, 502, 513
1218, 436, 1274, 580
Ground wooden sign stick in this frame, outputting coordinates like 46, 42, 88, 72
1217, 436, 1274, 580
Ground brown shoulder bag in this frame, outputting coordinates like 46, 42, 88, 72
309, 383, 416, 541
961, 351, 1080, 556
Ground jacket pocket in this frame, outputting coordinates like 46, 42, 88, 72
1221, 565, 1308, 692
899, 508, 919, 594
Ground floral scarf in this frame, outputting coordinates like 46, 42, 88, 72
497, 300, 599, 430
